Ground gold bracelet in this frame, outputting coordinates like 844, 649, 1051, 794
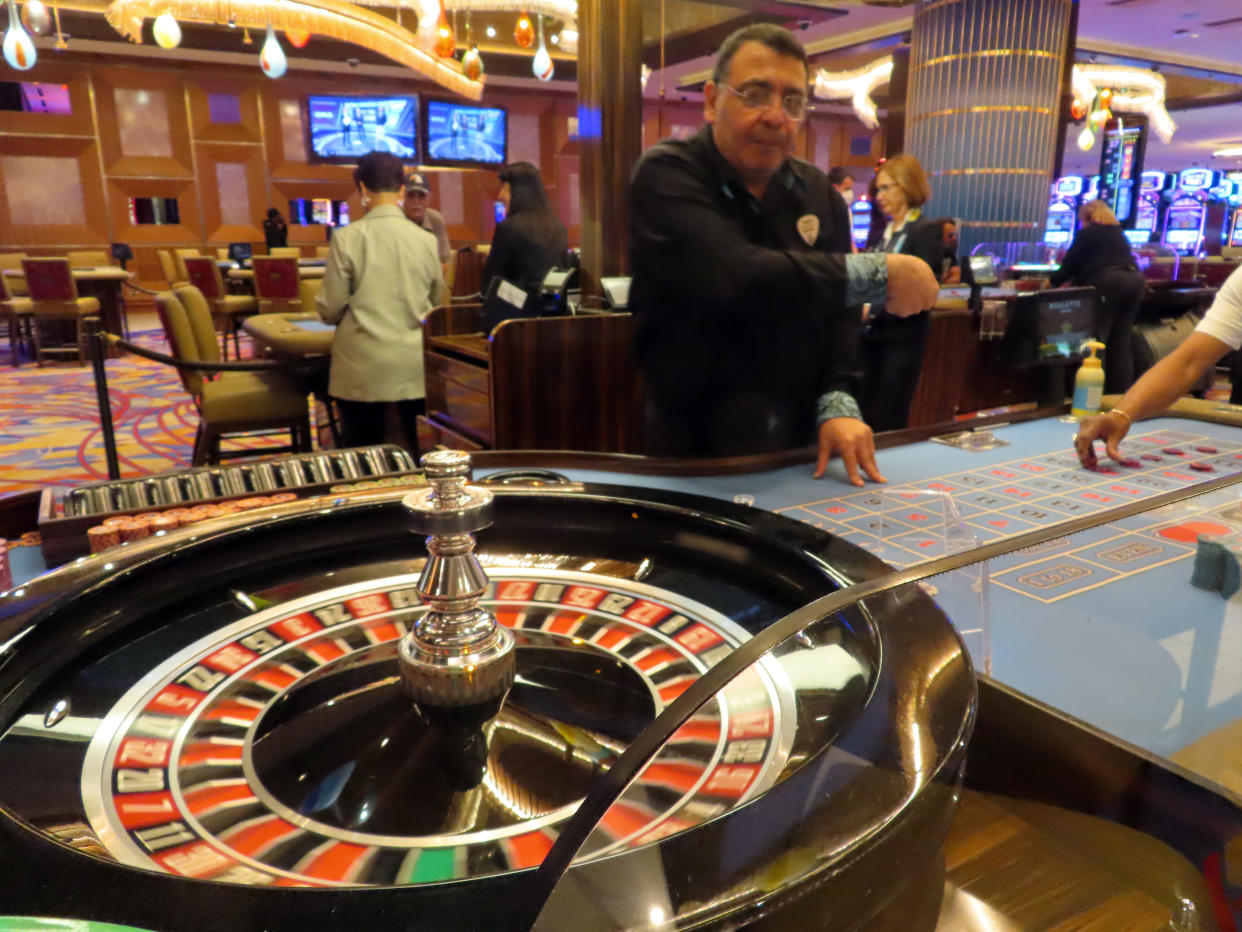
1109, 408, 1133, 426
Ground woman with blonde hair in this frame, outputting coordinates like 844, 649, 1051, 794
860, 152, 943, 431
1050, 198, 1146, 393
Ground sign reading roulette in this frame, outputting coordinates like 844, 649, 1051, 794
0, 452, 975, 930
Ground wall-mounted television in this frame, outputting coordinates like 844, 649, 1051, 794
423, 99, 507, 167
306, 94, 419, 163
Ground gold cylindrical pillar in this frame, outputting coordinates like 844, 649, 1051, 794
905, 0, 1074, 253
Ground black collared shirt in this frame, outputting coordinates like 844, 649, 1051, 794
631, 126, 862, 457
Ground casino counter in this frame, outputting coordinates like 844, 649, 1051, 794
3, 401, 1242, 929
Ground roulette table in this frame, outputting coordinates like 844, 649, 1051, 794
0, 455, 975, 931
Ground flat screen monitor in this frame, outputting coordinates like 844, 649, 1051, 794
423, 99, 507, 167
228, 243, 253, 262
968, 255, 999, 286
1003, 287, 1096, 365
306, 94, 419, 163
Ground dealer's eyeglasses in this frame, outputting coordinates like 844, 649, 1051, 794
717, 82, 809, 120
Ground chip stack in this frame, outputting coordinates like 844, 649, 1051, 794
1192, 533, 1242, 599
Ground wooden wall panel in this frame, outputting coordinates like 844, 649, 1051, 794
106, 176, 201, 249
0, 61, 95, 137
0, 55, 882, 281
94, 68, 194, 178
188, 77, 262, 144
196, 143, 267, 243
0, 136, 108, 247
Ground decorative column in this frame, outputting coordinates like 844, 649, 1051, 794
576, 0, 642, 295
905, 0, 1075, 254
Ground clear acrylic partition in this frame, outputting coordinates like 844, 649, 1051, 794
530, 577, 976, 931
1135, 243, 1181, 281
970, 240, 1064, 271
524, 469, 1242, 928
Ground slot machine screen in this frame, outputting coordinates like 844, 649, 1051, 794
1165, 199, 1204, 249
1044, 205, 1075, 246
850, 199, 872, 248
1230, 208, 1242, 248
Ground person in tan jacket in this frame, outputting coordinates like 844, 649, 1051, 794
316, 151, 443, 452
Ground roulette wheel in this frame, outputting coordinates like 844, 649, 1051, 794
0, 452, 975, 931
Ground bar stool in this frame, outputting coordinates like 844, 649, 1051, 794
251, 257, 300, 313
183, 256, 258, 360
21, 258, 100, 366
0, 271, 33, 366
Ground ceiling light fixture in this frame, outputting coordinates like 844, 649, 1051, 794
104, 0, 486, 98
812, 56, 893, 129
1213, 146, 1242, 158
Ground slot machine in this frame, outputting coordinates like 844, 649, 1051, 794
1205, 178, 1236, 255
1162, 168, 1218, 256
850, 193, 873, 249
1128, 170, 1169, 248
1043, 176, 1082, 248
1225, 205, 1242, 259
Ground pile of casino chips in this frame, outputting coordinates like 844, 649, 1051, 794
85, 493, 300, 554
1191, 532, 1242, 599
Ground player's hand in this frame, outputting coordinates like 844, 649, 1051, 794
814, 417, 887, 486
1074, 410, 1130, 468
884, 253, 940, 317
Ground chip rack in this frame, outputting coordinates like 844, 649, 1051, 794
38, 445, 419, 564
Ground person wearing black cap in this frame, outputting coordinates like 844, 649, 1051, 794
403, 170, 452, 279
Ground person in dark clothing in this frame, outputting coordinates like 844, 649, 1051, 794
859, 153, 943, 433
263, 208, 288, 250
933, 216, 964, 285
479, 161, 568, 332
630, 24, 940, 484
1050, 199, 1146, 394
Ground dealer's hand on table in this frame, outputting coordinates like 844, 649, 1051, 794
884, 253, 940, 317
814, 417, 887, 486
1074, 410, 1132, 468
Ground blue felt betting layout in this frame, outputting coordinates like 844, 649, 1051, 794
550, 417, 1242, 764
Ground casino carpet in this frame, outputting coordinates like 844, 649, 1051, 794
0, 329, 301, 500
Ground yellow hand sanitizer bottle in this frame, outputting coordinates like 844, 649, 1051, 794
1071, 340, 1106, 419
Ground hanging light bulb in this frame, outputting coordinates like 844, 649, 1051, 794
1070, 98, 1087, 121
3, 0, 36, 70
285, 28, 310, 48
259, 24, 286, 78
152, 11, 180, 49
434, 5, 453, 57
462, 44, 483, 81
532, 13, 552, 81
514, 10, 533, 49
461, 12, 481, 81
20, 0, 49, 37
1077, 126, 1095, 152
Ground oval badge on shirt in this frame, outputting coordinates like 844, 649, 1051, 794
796, 214, 820, 246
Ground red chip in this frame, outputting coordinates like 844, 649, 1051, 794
1196, 446, 1218, 454
1190, 462, 1215, 472
1163, 448, 1185, 455
1141, 454, 1161, 462
1118, 458, 1142, 468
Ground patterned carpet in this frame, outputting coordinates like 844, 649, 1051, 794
0, 329, 295, 499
